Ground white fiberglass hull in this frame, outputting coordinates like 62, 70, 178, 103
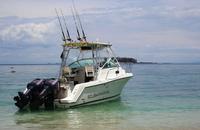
54, 75, 132, 109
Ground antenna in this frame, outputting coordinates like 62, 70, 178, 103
55, 8, 66, 42
72, 1, 87, 42
71, 7, 81, 41
60, 9, 72, 42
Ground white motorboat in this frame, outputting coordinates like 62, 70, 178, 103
54, 41, 133, 108
13, 8, 133, 110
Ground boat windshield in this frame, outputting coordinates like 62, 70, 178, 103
59, 42, 121, 80
68, 58, 94, 68
60, 43, 120, 77
102, 58, 118, 68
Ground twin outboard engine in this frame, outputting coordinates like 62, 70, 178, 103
13, 78, 59, 110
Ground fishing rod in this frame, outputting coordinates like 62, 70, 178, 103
72, 0, 87, 42
71, 7, 81, 41
55, 8, 66, 42
60, 9, 72, 42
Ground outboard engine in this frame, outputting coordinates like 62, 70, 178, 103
40, 78, 59, 110
13, 78, 59, 110
14, 79, 44, 109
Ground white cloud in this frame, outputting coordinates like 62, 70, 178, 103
83, 7, 146, 17
0, 0, 118, 18
119, 30, 200, 49
1, 0, 200, 63
1, 0, 200, 20
83, 5, 200, 20
157, 6, 200, 18
0, 20, 57, 44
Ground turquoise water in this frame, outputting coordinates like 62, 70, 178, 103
0, 64, 200, 130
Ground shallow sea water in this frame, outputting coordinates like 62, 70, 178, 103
0, 64, 200, 130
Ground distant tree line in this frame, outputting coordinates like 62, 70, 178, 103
116, 57, 137, 63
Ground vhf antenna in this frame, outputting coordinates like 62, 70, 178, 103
55, 8, 66, 42
60, 9, 72, 42
72, 0, 87, 42
71, 7, 81, 41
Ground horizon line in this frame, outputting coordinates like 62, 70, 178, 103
0, 62, 200, 65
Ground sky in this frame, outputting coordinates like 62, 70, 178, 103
0, 0, 200, 63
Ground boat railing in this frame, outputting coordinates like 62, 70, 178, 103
105, 68, 116, 80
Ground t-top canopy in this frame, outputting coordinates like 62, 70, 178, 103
63, 42, 112, 49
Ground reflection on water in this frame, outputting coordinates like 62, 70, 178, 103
14, 99, 131, 130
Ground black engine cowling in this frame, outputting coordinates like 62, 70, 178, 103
14, 78, 59, 110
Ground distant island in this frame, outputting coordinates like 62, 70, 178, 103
116, 57, 158, 64
137, 62, 158, 64
116, 57, 137, 63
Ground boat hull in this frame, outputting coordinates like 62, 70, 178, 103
54, 76, 132, 109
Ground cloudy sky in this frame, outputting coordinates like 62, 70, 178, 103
0, 0, 200, 64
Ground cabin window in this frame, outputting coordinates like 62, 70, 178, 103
103, 58, 118, 68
